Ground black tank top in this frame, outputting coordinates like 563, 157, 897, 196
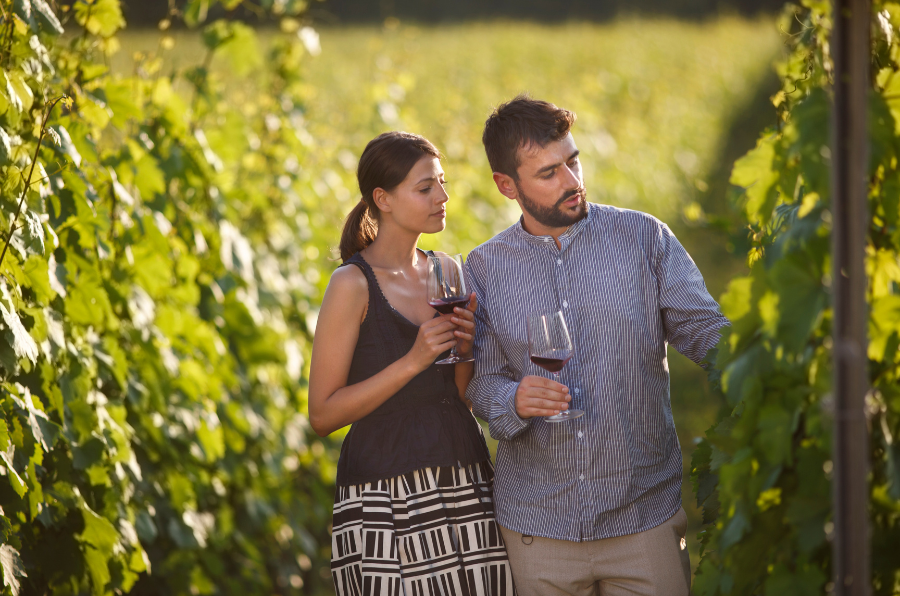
335, 251, 491, 486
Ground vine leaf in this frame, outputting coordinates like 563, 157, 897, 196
45, 127, 60, 147
73, 0, 125, 37
731, 135, 780, 225
184, 0, 211, 27
79, 505, 118, 552
0, 285, 39, 366
869, 295, 900, 361
0, 128, 11, 165
31, 0, 64, 35
10, 391, 58, 452
23, 256, 53, 305
12, 0, 37, 33
5, 72, 34, 113
0, 543, 27, 596
50, 125, 82, 167
20, 211, 44, 256
0, 444, 25, 498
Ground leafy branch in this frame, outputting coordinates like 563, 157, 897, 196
0, 95, 69, 270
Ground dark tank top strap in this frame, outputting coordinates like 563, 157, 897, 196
340, 252, 406, 369
340, 253, 383, 321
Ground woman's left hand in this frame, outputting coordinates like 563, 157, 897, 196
451, 292, 478, 359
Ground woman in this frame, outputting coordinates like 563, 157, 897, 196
309, 131, 515, 596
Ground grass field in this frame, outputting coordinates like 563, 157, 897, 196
117, 16, 782, 580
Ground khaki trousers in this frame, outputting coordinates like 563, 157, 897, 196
499, 507, 691, 596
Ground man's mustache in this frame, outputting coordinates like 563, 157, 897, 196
555, 187, 586, 208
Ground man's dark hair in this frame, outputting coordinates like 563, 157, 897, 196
482, 94, 576, 179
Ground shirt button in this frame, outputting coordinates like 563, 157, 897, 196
563, 301, 568, 308
579, 474, 585, 481
578, 431, 583, 438
557, 259, 562, 265
574, 388, 580, 394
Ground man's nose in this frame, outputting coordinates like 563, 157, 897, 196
562, 164, 580, 189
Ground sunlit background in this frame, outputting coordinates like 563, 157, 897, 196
111, 0, 785, 577
1, 0, 795, 591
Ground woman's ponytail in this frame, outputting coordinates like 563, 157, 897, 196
338, 131, 441, 263
339, 199, 378, 263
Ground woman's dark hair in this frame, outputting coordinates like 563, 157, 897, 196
339, 131, 441, 262
482, 93, 576, 179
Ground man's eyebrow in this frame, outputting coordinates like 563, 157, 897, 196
534, 150, 580, 176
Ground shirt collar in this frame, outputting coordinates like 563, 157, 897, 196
514, 202, 594, 248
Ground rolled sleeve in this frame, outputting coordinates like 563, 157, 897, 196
653, 222, 730, 365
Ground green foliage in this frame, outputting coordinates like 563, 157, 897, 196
307, 21, 765, 241
0, 1, 787, 593
691, 2, 900, 594
0, 0, 336, 594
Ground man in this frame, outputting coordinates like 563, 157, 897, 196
464, 95, 729, 595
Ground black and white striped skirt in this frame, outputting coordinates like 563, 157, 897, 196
331, 461, 516, 596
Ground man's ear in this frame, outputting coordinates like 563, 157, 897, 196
492, 172, 518, 201
372, 187, 392, 213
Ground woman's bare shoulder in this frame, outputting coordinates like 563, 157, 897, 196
323, 263, 369, 305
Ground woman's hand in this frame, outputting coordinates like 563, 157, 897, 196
405, 315, 458, 372
451, 292, 478, 359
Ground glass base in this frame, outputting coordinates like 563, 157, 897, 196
435, 354, 475, 365
545, 409, 585, 423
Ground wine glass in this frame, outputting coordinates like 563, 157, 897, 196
527, 311, 584, 422
427, 254, 474, 365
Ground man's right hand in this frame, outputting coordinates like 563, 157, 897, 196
515, 376, 570, 419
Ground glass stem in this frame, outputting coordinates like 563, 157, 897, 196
553, 373, 562, 414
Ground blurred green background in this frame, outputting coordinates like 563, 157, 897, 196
114, 12, 782, 570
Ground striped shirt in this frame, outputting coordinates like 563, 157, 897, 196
464, 202, 728, 542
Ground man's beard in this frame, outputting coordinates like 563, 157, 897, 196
516, 183, 588, 229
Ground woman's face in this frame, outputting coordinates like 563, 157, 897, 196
380, 156, 448, 235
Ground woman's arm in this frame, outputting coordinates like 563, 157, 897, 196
451, 293, 478, 407
308, 265, 460, 436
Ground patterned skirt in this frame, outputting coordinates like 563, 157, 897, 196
331, 461, 516, 596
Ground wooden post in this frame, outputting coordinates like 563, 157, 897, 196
830, 0, 871, 594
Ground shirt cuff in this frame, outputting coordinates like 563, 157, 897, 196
491, 381, 531, 439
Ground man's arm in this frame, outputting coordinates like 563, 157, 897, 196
653, 221, 730, 365
464, 254, 570, 440
464, 255, 531, 440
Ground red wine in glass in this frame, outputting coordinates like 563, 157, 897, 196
527, 311, 584, 422
426, 254, 474, 365
530, 350, 573, 373
428, 296, 471, 315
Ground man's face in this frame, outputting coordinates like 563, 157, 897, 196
512, 133, 587, 231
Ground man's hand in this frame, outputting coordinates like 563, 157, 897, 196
515, 376, 570, 419
450, 292, 477, 358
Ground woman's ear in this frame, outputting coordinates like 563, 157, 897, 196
372, 187, 392, 213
